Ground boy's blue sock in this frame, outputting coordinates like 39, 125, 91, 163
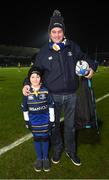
34, 141, 42, 160
42, 141, 49, 159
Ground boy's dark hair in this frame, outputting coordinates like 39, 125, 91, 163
27, 66, 43, 82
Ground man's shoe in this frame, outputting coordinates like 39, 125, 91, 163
34, 160, 42, 172
43, 159, 50, 172
66, 152, 81, 166
51, 151, 61, 164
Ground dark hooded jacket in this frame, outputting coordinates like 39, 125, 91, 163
33, 40, 97, 94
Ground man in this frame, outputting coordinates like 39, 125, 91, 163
23, 10, 97, 166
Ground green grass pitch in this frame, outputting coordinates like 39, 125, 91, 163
0, 66, 109, 179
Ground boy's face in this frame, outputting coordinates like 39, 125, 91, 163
30, 73, 41, 87
50, 27, 64, 43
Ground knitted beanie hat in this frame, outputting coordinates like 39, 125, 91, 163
48, 9, 65, 33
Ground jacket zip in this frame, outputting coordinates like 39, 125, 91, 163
58, 51, 66, 89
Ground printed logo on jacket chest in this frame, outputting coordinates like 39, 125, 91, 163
67, 51, 72, 56
48, 56, 53, 60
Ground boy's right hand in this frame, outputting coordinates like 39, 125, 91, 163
25, 121, 31, 130
49, 121, 55, 130
22, 85, 30, 96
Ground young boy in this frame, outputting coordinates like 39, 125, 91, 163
21, 66, 55, 172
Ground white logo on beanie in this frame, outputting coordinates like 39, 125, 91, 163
53, 23, 63, 27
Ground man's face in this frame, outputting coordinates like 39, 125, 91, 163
50, 27, 64, 43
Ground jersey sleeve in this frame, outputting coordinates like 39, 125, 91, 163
47, 94, 54, 108
21, 95, 28, 112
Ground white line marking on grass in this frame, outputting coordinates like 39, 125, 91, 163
96, 93, 109, 102
0, 93, 109, 156
0, 134, 32, 156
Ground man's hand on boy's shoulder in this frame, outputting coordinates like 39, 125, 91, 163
22, 85, 30, 96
